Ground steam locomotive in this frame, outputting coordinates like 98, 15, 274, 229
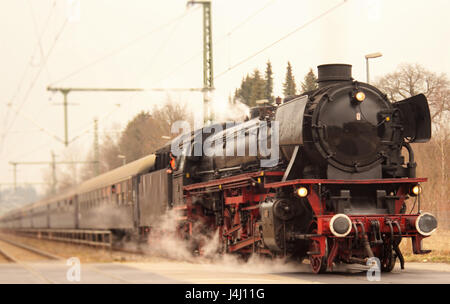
0, 64, 437, 273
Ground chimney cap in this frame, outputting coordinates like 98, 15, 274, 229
317, 64, 352, 87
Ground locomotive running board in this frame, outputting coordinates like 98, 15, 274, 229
264, 177, 427, 188
183, 171, 284, 193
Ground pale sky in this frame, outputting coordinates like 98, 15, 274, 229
1, 0, 449, 194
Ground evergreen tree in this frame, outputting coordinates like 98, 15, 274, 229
234, 69, 266, 107
264, 60, 274, 103
301, 68, 318, 93
234, 75, 252, 106
283, 61, 296, 97
250, 69, 265, 106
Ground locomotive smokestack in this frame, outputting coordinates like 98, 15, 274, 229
317, 64, 353, 88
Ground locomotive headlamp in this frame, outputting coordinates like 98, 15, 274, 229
355, 91, 366, 102
296, 187, 308, 198
329, 214, 352, 237
415, 212, 437, 236
411, 185, 421, 196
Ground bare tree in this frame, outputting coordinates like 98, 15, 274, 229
40, 144, 85, 195
55, 145, 85, 192
79, 100, 192, 182
118, 101, 191, 164
81, 124, 123, 181
375, 63, 450, 124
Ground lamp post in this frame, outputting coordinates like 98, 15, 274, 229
365, 52, 382, 84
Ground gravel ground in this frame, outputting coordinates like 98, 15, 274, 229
0, 233, 173, 264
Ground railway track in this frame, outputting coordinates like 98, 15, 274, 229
3, 229, 163, 258
1, 231, 186, 269
3, 229, 149, 257
0, 235, 134, 283
0, 237, 61, 283
0, 236, 63, 261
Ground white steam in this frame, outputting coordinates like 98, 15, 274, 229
209, 91, 250, 123
141, 209, 309, 274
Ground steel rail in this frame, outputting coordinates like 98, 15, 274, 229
0, 234, 133, 283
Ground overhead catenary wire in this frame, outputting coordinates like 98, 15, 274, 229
125, 9, 194, 105
66, 104, 123, 145
8, 138, 55, 165
226, 0, 276, 36
7, 103, 122, 163
2, 0, 57, 145
152, 0, 277, 86
28, 0, 52, 82
7, 103, 64, 144
0, 130, 49, 135
1, 15, 69, 153
48, 7, 200, 87
135, 10, 190, 87
214, 0, 349, 80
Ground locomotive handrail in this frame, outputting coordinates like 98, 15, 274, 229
183, 171, 284, 191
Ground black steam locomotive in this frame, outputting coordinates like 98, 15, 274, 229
0, 64, 437, 274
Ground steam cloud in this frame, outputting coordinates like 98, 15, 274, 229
210, 94, 250, 123
140, 209, 309, 274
